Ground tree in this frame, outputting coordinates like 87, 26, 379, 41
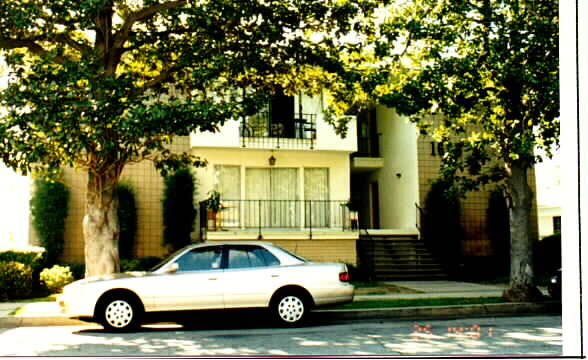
334, 0, 558, 301
0, 0, 377, 277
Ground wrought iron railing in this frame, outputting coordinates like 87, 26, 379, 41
201, 199, 358, 238
240, 113, 317, 149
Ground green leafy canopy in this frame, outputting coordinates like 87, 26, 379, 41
0, 0, 379, 177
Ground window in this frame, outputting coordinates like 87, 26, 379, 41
175, 247, 223, 272
304, 168, 329, 227
227, 246, 280, 269
245, 168, 299, 228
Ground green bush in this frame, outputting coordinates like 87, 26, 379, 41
162, 168, 197, 252
121, 257, 163, 272
535, 233, 561, 276
117, 182, 138, 259
65, 263, 86, 280
30, 178, 70, 264
0, 250, 46, 272
40, 265, 74, 293
0, 250, 47, 293
487, 189, 510, 275
0, 261, 34, 300
422, 178, 463, 276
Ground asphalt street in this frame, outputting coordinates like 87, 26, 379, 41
0, 314, 562, 356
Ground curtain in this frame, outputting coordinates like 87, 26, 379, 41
304, 168, 329, 227
245, 168, 299, 227
215, 165, 241, 227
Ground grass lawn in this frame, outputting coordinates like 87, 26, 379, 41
327, 297, 506, 310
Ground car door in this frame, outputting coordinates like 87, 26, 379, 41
223, 245, 283, 308
149, 246, 225, 311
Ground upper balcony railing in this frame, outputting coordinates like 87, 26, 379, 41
200, 199, 358, 239
240, 112, 317, 150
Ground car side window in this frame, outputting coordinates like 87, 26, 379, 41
228, 246, 280, 269
175, 247, 222, 272
251, 247, 280, 266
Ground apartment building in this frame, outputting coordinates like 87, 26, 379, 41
1, 91, 539, 278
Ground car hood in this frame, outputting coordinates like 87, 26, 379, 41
70, 271, 150, 286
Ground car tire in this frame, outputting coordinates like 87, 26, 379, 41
98, 294, 143, 332
271, 291, 309, 326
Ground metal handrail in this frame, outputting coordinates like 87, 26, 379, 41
201, 199, 358, 238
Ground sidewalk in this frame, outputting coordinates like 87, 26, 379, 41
0, 281, 558, 328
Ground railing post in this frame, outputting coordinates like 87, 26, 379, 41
308, 200, 313, 240
257, 200, 263, 240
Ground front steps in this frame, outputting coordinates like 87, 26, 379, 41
357, 233, 449, 280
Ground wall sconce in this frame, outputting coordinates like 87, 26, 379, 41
268, 155, 276, 166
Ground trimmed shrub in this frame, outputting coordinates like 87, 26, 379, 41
0, 250, 46, 272
121, 257, 163, 272
117, 182, 138, 259
40, 265, 74, 293
64, 263, 85, 280
0, 261, 34, 300
487, 189, 510, 276
535, 233, 561, 276
0, 250, 47, 293
162, 168, 197, 252
422, 178, 463, 276
30, 179, 70, 264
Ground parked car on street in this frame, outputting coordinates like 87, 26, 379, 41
548, 268, 561, 300
58, 241, 354, 331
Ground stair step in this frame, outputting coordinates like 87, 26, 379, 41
358, 237, 449, 280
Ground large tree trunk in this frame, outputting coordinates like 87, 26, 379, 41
503, 159, 544, 302
83, 165, 123, 277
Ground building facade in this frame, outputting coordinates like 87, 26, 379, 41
2, 92, 539, 273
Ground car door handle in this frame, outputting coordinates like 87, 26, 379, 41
208, 277, 218, 280
271, 275, 279, 278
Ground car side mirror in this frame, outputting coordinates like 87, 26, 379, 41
165, 263, 179, 274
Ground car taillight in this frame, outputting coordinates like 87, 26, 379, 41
339, 272, 350, 282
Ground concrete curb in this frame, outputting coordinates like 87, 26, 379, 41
313, 301, 562, 322
0, 302, 561, 328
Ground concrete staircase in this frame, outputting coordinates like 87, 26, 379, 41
357, 233, 449, 280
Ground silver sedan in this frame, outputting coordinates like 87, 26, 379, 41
58, 241, 354, 331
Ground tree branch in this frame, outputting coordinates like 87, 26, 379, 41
0, 38, 68, 64
54, 34, 92, 55
114, 0, 188, 49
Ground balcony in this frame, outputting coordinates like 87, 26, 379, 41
200, 199, 358, 239
240, 112, 317, 150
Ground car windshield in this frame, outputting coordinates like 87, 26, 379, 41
149, 247, 188, 272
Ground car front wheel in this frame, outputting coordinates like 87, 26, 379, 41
98, 295, 143, 332
272, 292, 308, 326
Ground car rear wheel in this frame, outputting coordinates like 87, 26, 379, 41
272, 292, 308, 326
98, 295, 142, 332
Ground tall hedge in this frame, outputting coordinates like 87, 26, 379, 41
487, 188, 510, 275
30, 179, 69, 264
117, 182, 137, 259
162, 168, 197, 252
422, 178, 463, 274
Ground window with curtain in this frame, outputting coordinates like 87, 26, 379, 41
245, 168, 299, 228
214, 165, 241, 227
304, 168, 329, 227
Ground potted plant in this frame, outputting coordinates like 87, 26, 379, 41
345, 199, 359, 230
205, 190, 222, 230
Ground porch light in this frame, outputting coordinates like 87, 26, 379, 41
268, 155, 276, 166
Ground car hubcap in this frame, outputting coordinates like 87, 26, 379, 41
105, 300, 133, 328
278, 296, 304, 323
